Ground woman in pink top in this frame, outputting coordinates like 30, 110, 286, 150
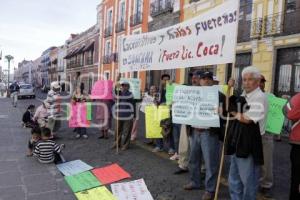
33, 101, 49, 128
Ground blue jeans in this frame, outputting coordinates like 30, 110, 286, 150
155, 139, 164, 149
229, 155, 260, 200
172, 123, 181, 153
189, 129, 220, 192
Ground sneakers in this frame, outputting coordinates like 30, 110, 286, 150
168, 149, 175, 155
75, 134, 81, 139
82, 135, 88, 139
183, 183, 201, 190
152, 147, 163, 153
170, 153, 179, 160
201, 191, 215, 200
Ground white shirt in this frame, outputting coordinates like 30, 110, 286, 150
140, 93, 156, 113
242, 87, 268, 135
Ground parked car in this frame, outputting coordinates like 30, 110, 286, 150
18, 84, 35, 99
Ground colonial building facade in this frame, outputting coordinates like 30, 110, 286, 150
99, 0, 150, 90
182, 0, 300, 97
65, 25, 100, 94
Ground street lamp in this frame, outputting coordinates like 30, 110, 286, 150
5, 55, 13, 87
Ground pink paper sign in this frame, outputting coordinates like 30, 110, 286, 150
69, 103, 90, 128
92, 164, 131, 185
91, 80, 113, 99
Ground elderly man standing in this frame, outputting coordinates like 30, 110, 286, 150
226, 66, 268, 200
46, 82, 62, 138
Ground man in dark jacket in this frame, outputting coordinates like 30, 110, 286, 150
226, 66, 268, 200
9, 81, 20, 107
112, 81, 134, 151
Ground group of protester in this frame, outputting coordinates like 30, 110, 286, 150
19, 66, 300, 200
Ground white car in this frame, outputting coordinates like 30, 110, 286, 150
18, 84, 35, 99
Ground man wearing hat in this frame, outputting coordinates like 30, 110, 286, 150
112, 80, 135, 151
184, 71, 226, 200
45, 82, 61, 138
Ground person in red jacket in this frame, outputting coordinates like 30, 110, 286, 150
283, 93, 300, 200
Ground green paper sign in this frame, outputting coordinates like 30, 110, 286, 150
86, 102, 92, 121
64, 171, 102, 193
266, 94, 287, 135
166, 83, 178, 105
120, 78, 141, 99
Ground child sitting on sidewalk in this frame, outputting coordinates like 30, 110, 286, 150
27, 126, 41, 156
22, 105, 36, 128
33, 127, 66, 164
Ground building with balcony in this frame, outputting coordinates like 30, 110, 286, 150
181, 0, 300, 97
65, 24, 100, 94
99, 0, 150, 90
49, 47, 58, 85
57, 45, 67, 91
146, 0, 184, 89
40, 46, 56, 88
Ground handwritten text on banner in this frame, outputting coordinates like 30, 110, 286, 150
119, 0, 239, 72
172, 85, 220, 127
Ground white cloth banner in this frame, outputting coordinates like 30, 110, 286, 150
119, 0, 239, 72
172, 85, 220, 127
111, 179, 154, 200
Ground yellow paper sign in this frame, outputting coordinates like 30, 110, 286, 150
75, 186, 116, 200
145, 105, 170, 138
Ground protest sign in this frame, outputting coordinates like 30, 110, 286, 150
166, 83, 178, 105
119, 0, 239, 72
86, 102, 92, 121
120, 78, 141, 99
172, 85, 220, 127
57, 160, 93, 176
111, 179, 154, 200
92, 164, 131, 185
145, 105, 170, 138
69, 103, 90, 128
64, 171, 102, 193
91, 80, 114, 99
75, 186, 116, 200
266, 94, 287, 135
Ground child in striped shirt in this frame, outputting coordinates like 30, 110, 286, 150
27, 126, 41, 156
33, 127, 65, 164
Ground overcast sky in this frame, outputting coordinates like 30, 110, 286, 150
0, 0, 100, 71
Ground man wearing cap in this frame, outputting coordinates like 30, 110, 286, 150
112, 80, 135, 151
259, 75, 274, 198
45, 82, 61, 138
174, 70, 201, 175
184, 71, 226, 200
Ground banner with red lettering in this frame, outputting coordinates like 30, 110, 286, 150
119, 0, 239, 72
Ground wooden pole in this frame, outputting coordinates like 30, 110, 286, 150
214, 85, 231, 200
116, 88, 120, 154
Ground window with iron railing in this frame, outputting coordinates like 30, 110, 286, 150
150, 0, 173, 17
104, 26, 113, 37
116, 20, 125, 33
250, 18, 263, 39
262, 9, 300, 37
102, 55, 112, 64
130, 12, 142, 27
86, 57, 93, 65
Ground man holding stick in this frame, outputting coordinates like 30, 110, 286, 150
226, 66, 268, 200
